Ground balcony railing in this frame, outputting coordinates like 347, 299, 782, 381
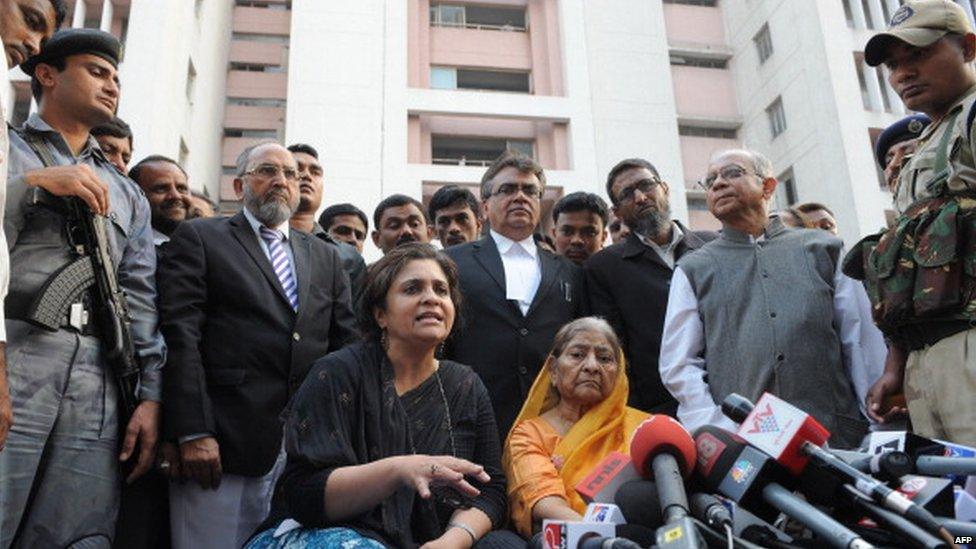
430, 21, 526, 32
432, 157, 495, 167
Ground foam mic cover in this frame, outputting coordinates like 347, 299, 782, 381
613, 479, 663, 529
629, 415, 697, 479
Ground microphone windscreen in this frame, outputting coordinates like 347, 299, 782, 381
613, 479, 663, 529
691, 425, 747, 491
629, 415, 697, 479
614, 523, 656, 547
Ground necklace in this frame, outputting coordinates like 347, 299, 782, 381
406, 368, 457, 457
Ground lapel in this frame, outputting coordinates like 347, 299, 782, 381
621, 232, 668, 269
472, 236, 506, 293
290, 229, 312, 317
228, 212, 292, 310
472, 236, 524, 319
527, 249, 563, 318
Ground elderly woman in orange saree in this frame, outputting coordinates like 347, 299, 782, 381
502, 317, 649, 537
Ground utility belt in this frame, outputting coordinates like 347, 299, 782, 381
891, 319, 974, 351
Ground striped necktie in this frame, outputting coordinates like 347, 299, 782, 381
259, 226, 299, 312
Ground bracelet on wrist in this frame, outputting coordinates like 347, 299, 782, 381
447, 521, 477, 545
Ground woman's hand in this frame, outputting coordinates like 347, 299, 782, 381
398, 454, 490, 499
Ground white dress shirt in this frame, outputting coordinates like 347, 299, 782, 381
0, 41, 11, 342
242, 207, 295, 272
491, 229, 541, 316
659, 249, 887, 434
637, 222, 683, 269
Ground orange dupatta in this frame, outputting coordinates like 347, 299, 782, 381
502, 352, 649, 535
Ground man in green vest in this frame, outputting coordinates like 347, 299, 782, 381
863, 0, 976, 445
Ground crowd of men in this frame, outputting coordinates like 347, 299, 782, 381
0, 0, 971, 548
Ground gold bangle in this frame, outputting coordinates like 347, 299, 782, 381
448, 521, 477, 545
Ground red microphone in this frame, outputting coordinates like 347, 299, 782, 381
629, 415, 697, 526
574, 451, 642, 504
732, 392, 829, 476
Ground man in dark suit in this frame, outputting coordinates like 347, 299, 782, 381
585, 158, 714, 416
446, 152, 584, 436
158, 142, 356, 549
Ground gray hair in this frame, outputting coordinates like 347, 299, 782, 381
235, 140, 279, 176
711, 148, 775, 179
549, 317, 622, 362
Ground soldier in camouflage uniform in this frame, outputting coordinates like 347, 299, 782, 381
0, 30, 165, 547
861, 0, 976, 446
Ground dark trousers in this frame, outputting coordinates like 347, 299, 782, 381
114, 469, 170, 548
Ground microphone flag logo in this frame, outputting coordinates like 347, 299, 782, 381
746, 403, 780, 434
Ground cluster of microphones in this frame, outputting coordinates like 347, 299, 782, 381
535, 392, 976, 548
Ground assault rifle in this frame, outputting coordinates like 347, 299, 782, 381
25, 196, 140, 428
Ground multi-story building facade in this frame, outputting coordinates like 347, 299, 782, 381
11, 0, 976, 254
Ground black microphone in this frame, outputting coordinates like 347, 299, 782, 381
692, 426, 872, 549
840, 484, 948, 549
835, 448, 976, 478
689, 493, 731, 531
614, 480, 663, 529
578, 525, 656, 549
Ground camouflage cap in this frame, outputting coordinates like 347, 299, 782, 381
864, 0, 973, 67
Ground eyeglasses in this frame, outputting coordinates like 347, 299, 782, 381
243, 164, 299, 182
617, 178, 662, 204
331, 225, 366, 241
490, 182, 543, 199
699, 165, 755, 190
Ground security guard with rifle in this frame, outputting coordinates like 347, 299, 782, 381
849, 1, 976, 448
0, 29, 165, 547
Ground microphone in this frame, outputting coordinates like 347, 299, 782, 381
630, 416, 704, 549
692, 425, 873, 549
614, 479, 662, 529
575, 451, 643, 504
839, 485, 948, 549
726, 393, 950, 541
630, 415, 697, 524
689, 493, 731, 530
578, 525, 656, 549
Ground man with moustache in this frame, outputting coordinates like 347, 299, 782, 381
550, 191, 608, 265
319, 203, 368, 254
287, 143, 365, 299
428, 184, 482, 248
859, 0, 976, 445
584, 158, 712, 415
91, 116, 132, 174
128, 155, 190, 247
188, 190, 216, 219
445, 151, 584, 436
0, 0, 64, 455
158, 142, 356, 549
1, 29, 166, 546
371, 193, 433, 255
659, 149, 885, 447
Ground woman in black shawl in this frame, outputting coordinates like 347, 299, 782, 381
248, 243, 521, 548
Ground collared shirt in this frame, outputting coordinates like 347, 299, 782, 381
152, 228, 170, 247
242, 206, 296, 275
658, 238, 887, 434
5, 113, 166, 400
636, 222, 683, 269
491, 229, 541, 316
894, 84, 976, 213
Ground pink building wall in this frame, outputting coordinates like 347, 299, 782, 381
672, 66, 738, 120
429, 27, 532, 71
233, 6, 290, 36
230, 41, 288, 66
224, 105, 286, 131
679, 135, 740, 185
226, 71, 288, 99
663, 3, 727, 49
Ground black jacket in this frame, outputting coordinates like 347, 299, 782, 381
445, 235, 585, 436
584, 224, 714, 415
158, 211, 357, 476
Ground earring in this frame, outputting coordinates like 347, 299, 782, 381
380, 328, 389, 351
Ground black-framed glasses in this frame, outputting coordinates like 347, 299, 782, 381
243, 164, 299, 182
699, 164, 755, 190
617, 178, 662, 204
490, 182, 542, 199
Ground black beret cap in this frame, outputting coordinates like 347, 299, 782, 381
875, 114, 930, 168
20, 28, 122, 76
